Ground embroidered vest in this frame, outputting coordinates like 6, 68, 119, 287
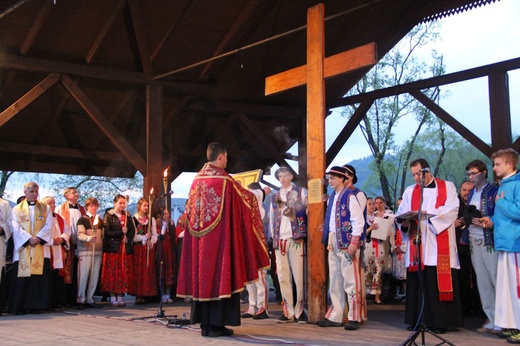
271, 185, 307, 249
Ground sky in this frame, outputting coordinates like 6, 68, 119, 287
4, 0, 520, 200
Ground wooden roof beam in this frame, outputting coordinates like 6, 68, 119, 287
0, 72, 59, 128
198, 0, 264, 80
0, 142, 126, 162
60, 74, 147, 173
326, 98, 374, 166
330, 57, 520, 108
410, 89, 492, 157
127, 0, 153, 73
151, 1, 194, 62
85, 0, 126, 64
0, 54, 211, 93
20, 0, 52, 55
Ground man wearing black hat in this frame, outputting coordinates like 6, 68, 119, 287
269, 167, 308, 323
318, 166, 366, 331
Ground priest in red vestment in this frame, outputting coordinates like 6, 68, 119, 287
177, 142, 270, 338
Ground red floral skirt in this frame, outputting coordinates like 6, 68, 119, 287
100, 243, 133, 294
129, 243, 157, 296
161, 232, 175, 287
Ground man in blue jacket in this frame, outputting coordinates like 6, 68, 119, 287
480, 148, 520, 343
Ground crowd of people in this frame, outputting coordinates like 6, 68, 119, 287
0, 143, 519, 343
0, 185, 179, 315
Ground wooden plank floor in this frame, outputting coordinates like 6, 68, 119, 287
0, 297, 498, 345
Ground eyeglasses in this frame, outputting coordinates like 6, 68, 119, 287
466, 171, 481, 177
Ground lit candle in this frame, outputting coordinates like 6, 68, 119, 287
147, 188, 154, 267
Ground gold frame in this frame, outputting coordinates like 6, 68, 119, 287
231, 169, 263, 188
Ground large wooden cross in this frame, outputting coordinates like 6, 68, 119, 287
265, 3, 377, 322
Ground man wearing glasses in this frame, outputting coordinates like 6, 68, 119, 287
464, 160, 499, 334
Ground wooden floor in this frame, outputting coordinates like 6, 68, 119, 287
0, 297, 499, 346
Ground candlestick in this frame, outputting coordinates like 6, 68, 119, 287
92, 216, 98, 282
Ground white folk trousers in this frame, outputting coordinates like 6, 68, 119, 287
275, 238, 305, 319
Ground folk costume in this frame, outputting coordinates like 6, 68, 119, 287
100, 209, 135, 305
50, 212, 71, 307
0, 198, 12, 309
243, 188, 269, 319
56, 201, 86, 305
130, 214, 158, 299
397, 177, 463, 330
492, 171, 520, 331
177, 162, 270, 329
9, 200, 53, 314
365, 210, 394, 298
466, 182, 499, 329
76, 213, 103, 305
322, 187, 366, 325
269, 184, 307, 321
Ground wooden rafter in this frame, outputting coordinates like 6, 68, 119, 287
20, 0, 53, 55
150, 1, 194, 62
127, 0, 153, 73
0, 142, 126, 162
198, 0, 264, 80
0, 73, 60, 128
326, 98, 374, 165
85, 0, 127, 64
410, 89, 492, 157
60, 74, 146, 173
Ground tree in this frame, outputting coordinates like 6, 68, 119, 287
342, 22, 446, 204
0, 170, 15, 198
48, 173, 143, 209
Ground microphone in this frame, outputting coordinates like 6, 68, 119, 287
160, 191, 174, 197
419, 167, 430, 173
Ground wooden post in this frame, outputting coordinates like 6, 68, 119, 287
264, 3, 377, 322
305, 3, 327, 323
146, 84, 163, 205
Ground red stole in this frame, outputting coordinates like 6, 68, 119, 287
411, 179, 453, 302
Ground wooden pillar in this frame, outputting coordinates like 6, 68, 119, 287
305, 3, 327, 323
489, 70, 512, 153
145, 84, 164, 208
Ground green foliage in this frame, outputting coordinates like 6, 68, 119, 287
48, 172, 144, 209
341, 22, 448, 205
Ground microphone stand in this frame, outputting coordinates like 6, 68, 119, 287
400, 172, 454, 346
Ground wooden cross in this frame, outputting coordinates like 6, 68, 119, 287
265, 3, 377, 322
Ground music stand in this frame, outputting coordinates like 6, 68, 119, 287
132, 218, 180, 326
398, 173, 454, 346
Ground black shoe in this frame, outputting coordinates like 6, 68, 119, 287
296, 314, 308, 324
253, 310, 269, 320
77, 303, 85, 310
241, 312, 254, 318
344, 321, 360, 330
85, 303, 102, 309
208, 326, 234, 337
201, 324, 209, 337
318, 319, 342, 327
277, 315, 294, 323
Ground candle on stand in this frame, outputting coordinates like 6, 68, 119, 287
163, 168, 169, 210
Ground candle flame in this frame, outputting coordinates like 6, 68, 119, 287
163, 168, 169, 177
150, 187, 154, 194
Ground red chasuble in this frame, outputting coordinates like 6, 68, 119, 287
177, 163, 270, 301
